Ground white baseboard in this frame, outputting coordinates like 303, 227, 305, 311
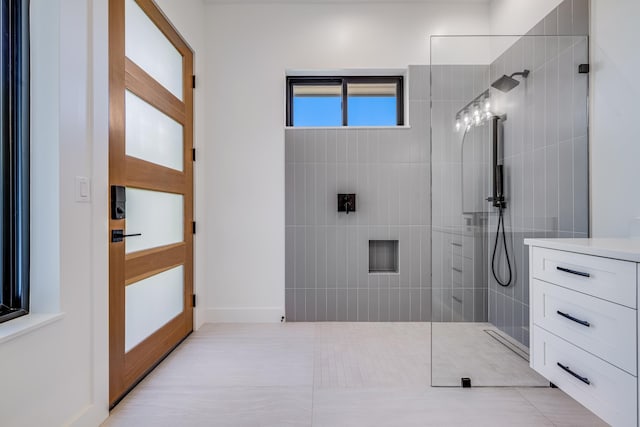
66, 403, 109, 427
205, 307, 284, 323
194, 306, 207, 330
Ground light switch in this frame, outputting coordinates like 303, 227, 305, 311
75, 176, 91, 202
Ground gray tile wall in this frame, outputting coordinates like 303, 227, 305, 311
285, 66, 431, 322
431, 64, 492, 324
488, 0, 589, 346
430, 0, 589, 347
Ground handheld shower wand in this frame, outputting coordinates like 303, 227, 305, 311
489, 116, 512, 287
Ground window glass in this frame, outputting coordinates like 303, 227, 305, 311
292, 84, 342, 127
347, 82, 398, 126
1, 0, 30, 324
287, 76, 403, 127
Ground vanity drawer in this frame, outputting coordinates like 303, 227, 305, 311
532, 326, 637, 427
532, 279, 637, 375
450, 238, 463, 257
531, 247, 637, 308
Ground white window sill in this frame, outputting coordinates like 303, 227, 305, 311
0, 312, 65, 345
284, 125, 412, 130
368, 272, 401, 276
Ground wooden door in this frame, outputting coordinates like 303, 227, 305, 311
108, 0, 194, 407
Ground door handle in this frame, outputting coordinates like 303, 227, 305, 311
111, 229, 142, 243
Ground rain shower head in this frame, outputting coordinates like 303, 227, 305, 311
491, 69, 530, 92
454, 68, 528, 130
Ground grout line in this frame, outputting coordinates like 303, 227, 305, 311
310, 323, 317, 426
515, 387, 560, 427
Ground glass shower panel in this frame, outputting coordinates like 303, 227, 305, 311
125, 0, 183, 99
430, 35, 589, 387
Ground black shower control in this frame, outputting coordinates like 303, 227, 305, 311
338, 194, 356, 214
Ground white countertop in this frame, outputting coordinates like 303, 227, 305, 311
524, 238, 640, 262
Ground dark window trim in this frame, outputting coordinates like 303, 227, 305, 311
1, 0, 30, 324
286, 75, 404, 127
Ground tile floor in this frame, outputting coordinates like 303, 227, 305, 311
103, 323, 607, 427
432, 322, 548, 387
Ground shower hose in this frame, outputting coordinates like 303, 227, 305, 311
461, 126, 513, 287
491, 205, 512, 287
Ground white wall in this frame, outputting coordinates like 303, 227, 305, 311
589, 0, 640, 237
154, 0, 208, 328
204, 2, 490, 322
490, 0, 562, 35
0, 0, 206, 425
490, 0, 640, 237
0, 1, 108, 426
489, 0, 562, 61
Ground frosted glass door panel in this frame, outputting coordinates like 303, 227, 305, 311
125, 188, 183, 254
126, 91, 184, 171
125, 0, 183, 99
125, 265, 184, 352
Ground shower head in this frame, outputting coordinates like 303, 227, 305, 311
491, 69, 530, 93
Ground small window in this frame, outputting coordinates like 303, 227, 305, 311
1, 0, 30, 324
286, 76, 403, 127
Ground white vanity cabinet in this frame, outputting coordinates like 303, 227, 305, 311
525, 238, 640, 427
432, 226, 487, 322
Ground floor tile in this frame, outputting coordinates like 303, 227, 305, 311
312, 387, 555, 427
146, 335, 315, 388
431, 322, 547, 387
104, 386, 312, 427
314, 323, 430, 389
517, 387, 609, 426
102, 322, 606, 427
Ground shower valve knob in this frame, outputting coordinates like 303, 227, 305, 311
337, 194, 356, 214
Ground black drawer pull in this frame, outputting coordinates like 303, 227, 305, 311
451, 242, 462, 247
557, 310, 590, 327
557, 362, 591, 385
556, 266, 590, 278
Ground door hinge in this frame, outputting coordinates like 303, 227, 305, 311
192, 221, 196, 234
192, 148, 196, 162
192, 75, 196, 89
192, 294, 196, 307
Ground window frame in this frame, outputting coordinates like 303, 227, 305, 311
1, 0, 30, 324
286, 75, 404, 127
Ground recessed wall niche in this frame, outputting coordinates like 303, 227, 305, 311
369, 240, 399, 273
